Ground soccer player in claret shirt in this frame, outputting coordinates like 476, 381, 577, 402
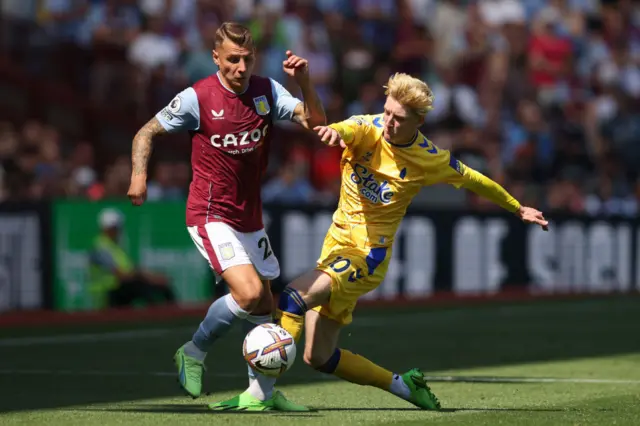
274, 73, 549, 410
126, 22, 326, 411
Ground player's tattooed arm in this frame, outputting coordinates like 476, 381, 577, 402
131, 117, 166, 176
292, 85, 326, 129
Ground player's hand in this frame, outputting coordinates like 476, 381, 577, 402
283, 50, 309, 85
127, 175, 147, 206
517, 206, 549, 231
314, 126, 346, 148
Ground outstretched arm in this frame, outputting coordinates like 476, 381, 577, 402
444, 156, 549, 230
459, 167, 520, 213
462, 168, 548, 230
312, 115, 372, 148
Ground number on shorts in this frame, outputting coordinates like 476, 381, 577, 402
329, 256, 351, 273
258, 237, 273, 260
348, 268, 364, 282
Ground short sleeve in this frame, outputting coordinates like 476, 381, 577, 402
327, 115, 374, 149
270, 78, 302, 121
155, 87, 200, 132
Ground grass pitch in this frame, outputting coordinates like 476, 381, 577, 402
1, 296, 639, 425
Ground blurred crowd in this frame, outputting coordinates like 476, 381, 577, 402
2, 0, 640, 216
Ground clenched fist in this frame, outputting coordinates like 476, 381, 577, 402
127, 175, 147, 206
283, 50, 310, 85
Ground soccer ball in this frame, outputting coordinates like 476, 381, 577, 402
243, 323, 296, 377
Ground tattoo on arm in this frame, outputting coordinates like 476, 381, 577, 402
131, 117, 166, 176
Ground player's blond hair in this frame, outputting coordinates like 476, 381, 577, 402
215, 22, 254, 49
384, 73, 435, 117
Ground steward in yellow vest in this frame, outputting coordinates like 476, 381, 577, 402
89, 208, 176, 308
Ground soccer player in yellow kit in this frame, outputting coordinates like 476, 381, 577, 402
272, 73, 549, 410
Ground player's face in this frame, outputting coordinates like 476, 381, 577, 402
213, 39, 256, 92
382, 97, 422, 144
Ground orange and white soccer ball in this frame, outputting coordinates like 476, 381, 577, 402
243, 323, 296, 377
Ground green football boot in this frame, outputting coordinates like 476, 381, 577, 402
174, 344, 205, 399
208, 390, 310, 412
401, 368, 442, 410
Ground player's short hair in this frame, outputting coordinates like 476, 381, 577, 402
215, 22, 254, 49
384, 73, 435, 117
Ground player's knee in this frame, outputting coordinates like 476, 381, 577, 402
233, 279, 265, 313
302, 350, 324, 369
252, 289, 273, 315
281, 270, 331, 312
304, 347, 341, 374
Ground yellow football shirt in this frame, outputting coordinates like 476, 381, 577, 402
326, 113, 521, 249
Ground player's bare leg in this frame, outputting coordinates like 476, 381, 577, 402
175, 264, 267, 398
303, 310, 440, 410
276, 270, 332, 343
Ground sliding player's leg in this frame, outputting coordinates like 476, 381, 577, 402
304, 309, 391, 388
284, 233, 441, 410
276, 269, 332, 343
304, 310, 441, 410
275, 231, 344, 342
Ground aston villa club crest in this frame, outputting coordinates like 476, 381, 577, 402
253, 95, 270, 116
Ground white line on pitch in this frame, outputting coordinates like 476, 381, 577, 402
423, 375, 640, 385
0, 369, 328, 381
0, 313, 415, 347
0, 369, 639, 385
0, 327, 194, 347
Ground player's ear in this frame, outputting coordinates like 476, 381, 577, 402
212, 48, 220, 67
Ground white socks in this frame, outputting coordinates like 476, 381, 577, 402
185, 300, 277, 401
244, 313, 277, 401
183, 341, 207, 362
246, 373, 276, 400
389, 374, 411, 400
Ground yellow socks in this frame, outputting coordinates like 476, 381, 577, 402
277, 310, 304, 343
276, 287, 308, 343
278, 287, 394, 393
319, 348, 393, 391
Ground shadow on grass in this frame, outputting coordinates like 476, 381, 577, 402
1, 297, 639, 413
82, 404, 320, 417
319, 407, 568, 413
84, 404, 575, 415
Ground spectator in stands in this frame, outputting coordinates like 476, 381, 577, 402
147, 160, 187, 201
262, 153, 316, 205
88, 208, 176, 309
2, 0, 640, 217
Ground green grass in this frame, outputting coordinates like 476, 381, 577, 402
1, 297, 639, 425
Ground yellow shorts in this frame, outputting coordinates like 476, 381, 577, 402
313, 232, 391, 325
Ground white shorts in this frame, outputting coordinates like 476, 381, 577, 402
187, 222, 280, 283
